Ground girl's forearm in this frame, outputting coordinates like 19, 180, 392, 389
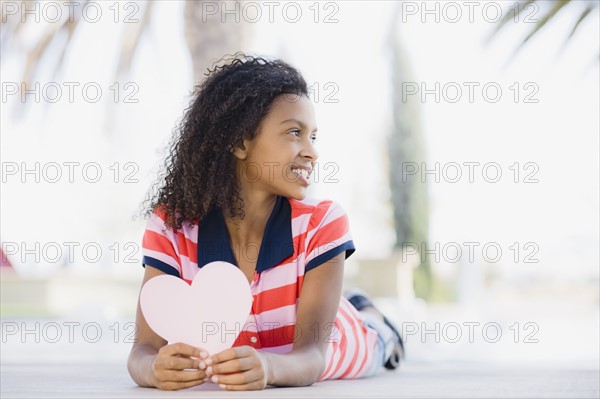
127, 343, 158, 388
261, 345, 326, 387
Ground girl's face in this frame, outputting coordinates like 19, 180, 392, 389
234, 93, 319, 201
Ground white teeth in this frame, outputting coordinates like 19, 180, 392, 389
292, 168, 309, 179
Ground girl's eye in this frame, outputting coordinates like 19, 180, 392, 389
289, 130, 317, 144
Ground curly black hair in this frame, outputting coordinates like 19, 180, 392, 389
140, 52, 309, 231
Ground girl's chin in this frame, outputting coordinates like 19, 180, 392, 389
284, 188, 307, 201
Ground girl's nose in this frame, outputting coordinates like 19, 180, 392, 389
302, 139, 319, 162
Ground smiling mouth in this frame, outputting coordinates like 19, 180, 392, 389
291, 167, 310, 180
290, 167, 311, 186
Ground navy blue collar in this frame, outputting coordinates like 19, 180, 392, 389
197, 195, 295, 273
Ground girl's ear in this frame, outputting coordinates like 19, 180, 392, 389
231, 141, 248, 160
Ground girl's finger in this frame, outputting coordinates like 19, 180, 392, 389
206, 347, 243, 366
158, 377, 209, 391
161, 369, 207, 383
218, 379, 266, 391
209, 356, 254, 374
211, 368, 262, 386
157, 355, 200, 371
161, 342, 208, 359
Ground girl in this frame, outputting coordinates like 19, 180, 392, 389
128, 53, 404, 391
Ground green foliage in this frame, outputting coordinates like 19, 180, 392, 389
387, 6, 432, 299
413, 266, 456, 303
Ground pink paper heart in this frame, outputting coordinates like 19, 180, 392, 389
140, 261, 253, 355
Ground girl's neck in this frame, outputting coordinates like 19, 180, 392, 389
223, 192, 277, 245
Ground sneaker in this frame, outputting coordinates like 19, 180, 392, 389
343, 289, 405, 369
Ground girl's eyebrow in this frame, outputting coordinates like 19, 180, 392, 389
280, 118, 318, 133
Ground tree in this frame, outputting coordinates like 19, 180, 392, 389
386, 4, 431, 299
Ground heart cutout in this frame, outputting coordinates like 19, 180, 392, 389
140, 261, 253, 355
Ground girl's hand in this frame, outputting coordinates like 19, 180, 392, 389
149, 342, 210, 390
203, 346, 270, 391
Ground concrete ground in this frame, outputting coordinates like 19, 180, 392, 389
1, 361, 599, 398
2, 293, 599, 398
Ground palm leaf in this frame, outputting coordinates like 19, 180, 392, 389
483, 0, 537, 45
52, 8, 86, 79
2, 0, 153, 122
556, 4, 596, 58
519, 0, 570, 49
566, 5, 594, 40
486, 0, 598, 63
115, 1, 154, 79
100, 1, 154, 136
21, 0, 91, 89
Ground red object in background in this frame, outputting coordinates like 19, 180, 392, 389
1, 246, 13, 268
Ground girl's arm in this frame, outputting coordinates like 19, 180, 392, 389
268, 251, 346, 385
206, 252, 346, 388
127, 265, 210, 390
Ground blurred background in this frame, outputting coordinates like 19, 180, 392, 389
1, 0, 598, 374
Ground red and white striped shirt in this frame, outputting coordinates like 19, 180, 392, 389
141, 195, 379, 380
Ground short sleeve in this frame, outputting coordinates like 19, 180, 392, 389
141, 207, 182, 277
304, 200, 356, 273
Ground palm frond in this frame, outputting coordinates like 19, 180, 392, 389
101, 2, 154, 137
0, 0, 34, 34
566, 5, 594, 41
556, 4, 596, 58
486, 0, 598, 64
20, 0, 90, 90
3, 0, 155, 123
519, 0, 570, 48
483, 0, 537, 45
52, 9, 86, 79
115, 1, 154, 79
